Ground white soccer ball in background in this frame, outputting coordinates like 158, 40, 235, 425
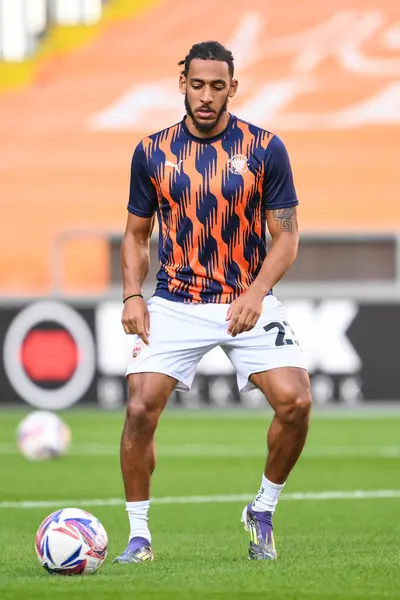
16, 411, 71, 461
35, 508, 108, 575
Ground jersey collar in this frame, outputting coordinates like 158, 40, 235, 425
181, 113, 235, 143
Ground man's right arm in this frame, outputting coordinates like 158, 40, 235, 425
121, 213, 155, 343
121, 140, 157, 343
122, 213, 155, 299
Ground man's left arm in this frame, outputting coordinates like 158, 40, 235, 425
227, 136, 299, 336
252, 205, 299, 295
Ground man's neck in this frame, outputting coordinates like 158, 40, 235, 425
185, 112, 230, 139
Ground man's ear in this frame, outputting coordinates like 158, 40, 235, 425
179, 74, 186, 95
229, 78, 238, 98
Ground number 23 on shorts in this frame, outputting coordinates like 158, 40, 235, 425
264, 321, 299, 347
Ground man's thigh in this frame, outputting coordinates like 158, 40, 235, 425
223, 295, 308, 393
126, 297, 220, 391
250, 367, 310, 411
127, 372, 178, 412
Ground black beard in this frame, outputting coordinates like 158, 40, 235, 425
185, 94, 229, 134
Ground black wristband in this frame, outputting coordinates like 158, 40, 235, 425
123, 294, 143, 303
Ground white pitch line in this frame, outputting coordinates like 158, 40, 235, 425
162, 408, 400, 421
1, 490, 400, 510
1, 443, 400, 458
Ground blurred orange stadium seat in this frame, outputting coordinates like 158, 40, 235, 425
0, 0, 399, 294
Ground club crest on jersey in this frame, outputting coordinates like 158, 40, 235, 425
227, 154, 249, 175
132, 342, 144, 359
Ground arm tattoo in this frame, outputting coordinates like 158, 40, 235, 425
272, 207, 297, 232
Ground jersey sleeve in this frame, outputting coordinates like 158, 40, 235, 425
262, 135, 298, 210
127, 141, 158, 217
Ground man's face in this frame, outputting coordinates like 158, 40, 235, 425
180, 58, 238, 134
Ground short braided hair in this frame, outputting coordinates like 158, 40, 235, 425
178, 41, 234, 78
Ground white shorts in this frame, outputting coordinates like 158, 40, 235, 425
126, 295, 307, 393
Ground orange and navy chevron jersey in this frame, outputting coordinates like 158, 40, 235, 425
128, 114, 298, 303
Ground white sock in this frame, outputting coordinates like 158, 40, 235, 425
251, 474, 286, 513
126, 500, 151, 543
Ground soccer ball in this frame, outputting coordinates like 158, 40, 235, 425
35, 508, 108, 575
16, 411, 71, 461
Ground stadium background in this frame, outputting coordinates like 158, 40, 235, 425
1, 0, 400, 410
1, 2, 400, 599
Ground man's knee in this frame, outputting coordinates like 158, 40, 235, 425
126, 392, 162, 434
124, 373, 174, 434
276, 384, 312, 427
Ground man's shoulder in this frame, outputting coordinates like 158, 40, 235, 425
234, 115, 274, 139
234, 115, 288, 157
140, 120, 184, 147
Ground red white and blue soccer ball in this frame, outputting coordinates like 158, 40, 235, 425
35, 508, 108, 575
17, 411, 71, 461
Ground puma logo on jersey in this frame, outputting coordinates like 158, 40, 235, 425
165, 160, 183, 174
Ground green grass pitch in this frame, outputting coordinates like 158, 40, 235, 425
1, 408, 400, 599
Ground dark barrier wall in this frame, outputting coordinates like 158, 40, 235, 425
0, 299, 398, 409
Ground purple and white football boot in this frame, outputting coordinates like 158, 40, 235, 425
113, 536, 153, 563
241, 503, 277, 560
